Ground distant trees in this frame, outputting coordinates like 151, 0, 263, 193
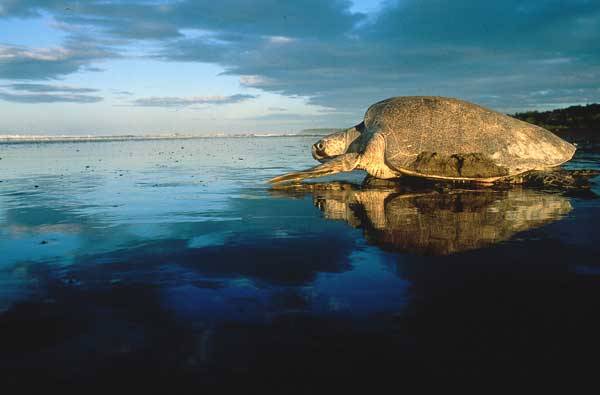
513, 103, 600, 133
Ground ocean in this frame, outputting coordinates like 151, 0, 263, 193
1, 136, 599, 388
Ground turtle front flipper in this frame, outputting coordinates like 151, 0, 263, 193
268, 153, 360, 184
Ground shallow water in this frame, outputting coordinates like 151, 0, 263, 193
1, 137, 599, 387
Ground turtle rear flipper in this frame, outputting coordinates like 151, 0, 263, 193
500, 169, 600, 191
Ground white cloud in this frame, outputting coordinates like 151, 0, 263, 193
130, 94, 257, 107
0, 41, 116, 79
267, 36, 294, 44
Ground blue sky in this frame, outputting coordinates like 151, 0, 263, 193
0, 0, 599, 135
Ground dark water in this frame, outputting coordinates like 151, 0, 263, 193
1, 137, 599, 389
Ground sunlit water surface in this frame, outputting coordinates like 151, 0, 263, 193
1, 137, 599, 387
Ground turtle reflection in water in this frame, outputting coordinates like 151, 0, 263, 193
273, 183, 572, 255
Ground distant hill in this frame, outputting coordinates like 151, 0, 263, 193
297, 128, 346, 136
513, 103, 600, 140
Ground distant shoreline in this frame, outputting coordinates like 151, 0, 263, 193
0, 133, 326, 144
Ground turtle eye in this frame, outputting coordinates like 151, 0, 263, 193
316, 141, 325, 151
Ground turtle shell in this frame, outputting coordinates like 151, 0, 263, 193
363, 97, 576, 180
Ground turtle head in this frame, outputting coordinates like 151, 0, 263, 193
312, 122, 364, 163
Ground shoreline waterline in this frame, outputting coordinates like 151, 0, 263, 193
0, 133, 328, 145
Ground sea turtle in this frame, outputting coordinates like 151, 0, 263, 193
268, 96, 577, 185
